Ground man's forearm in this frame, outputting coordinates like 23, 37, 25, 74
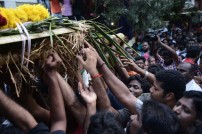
92, 77, 113, 112
56, 73, 86, 125
97, 59, 138, 114
83, 103, 96, 134
0, 90, 37, 133
57, 72, 77, 106
48, 72, 66, 132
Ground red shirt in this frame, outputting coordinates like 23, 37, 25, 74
50, 0, 61, 14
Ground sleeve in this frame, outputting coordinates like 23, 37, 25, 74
135, 99, 143, 115
28, 123, 49, 134
51, 130, 65, 134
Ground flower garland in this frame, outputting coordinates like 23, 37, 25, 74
0, 4, 50, 29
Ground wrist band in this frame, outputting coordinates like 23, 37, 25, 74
91, 73, 103, 79
98, 62, 105, 69
144, 70, 149, 78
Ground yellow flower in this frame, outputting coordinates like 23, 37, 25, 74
0, 4, 50, 29
18, 4, 49, 22
0, 8, 19, 29
15, 8, 28, 23
34, 4, 49, 20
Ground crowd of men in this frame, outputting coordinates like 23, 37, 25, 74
38, 0, 94, 20
0, 1, 202, 133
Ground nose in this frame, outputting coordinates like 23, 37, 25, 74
150, 86, 154, 93
173, 106, 181, 115
129, 87, 133, 92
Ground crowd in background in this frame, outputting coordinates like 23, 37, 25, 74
37, 0, 94, 20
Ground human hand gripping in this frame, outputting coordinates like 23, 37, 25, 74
121, 57, 139, 72
45, 51, 62, 73
76, 48, 98, 75
83, 40, 104, 66
44, 51, 62, 84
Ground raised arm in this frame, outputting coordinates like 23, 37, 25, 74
78, 83, 97, 134
157, 35, 179, 64
83, 41, 138, 115
77, 48, 115, 113
56, 72, 87, 125
122, 58, 155, 84
0, 90, 37, 133
44, 52, 66, 133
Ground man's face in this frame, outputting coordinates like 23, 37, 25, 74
187, 40, 196, 47
142, 42, 149, 51
163, 39, 169, 45
173, 97, 196, 128
127, 80, 143, 97
150, 79, 165, 103
149, 57, 156, 65
126, 48, 136, 57
135, 60, 145, 69
177, 63, 192, 82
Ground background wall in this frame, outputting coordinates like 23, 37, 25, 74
0, 0, 37, 8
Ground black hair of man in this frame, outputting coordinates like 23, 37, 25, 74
191, 64, 200, 77
161, 49, 172, 58
135, 56, 146, 63
87, 112, 126, 134
148, 64, 164, 75
155, 70, 186, 101
183, 91, 202, 118
140, 100, 180, 134
186, 46, 200, 59
126, 75, 151, 93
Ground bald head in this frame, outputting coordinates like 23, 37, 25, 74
177, 62, 195, 83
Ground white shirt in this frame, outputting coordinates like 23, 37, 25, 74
82, 70, 91, 88
128, 37, 136, 47
186, 79, 202, 92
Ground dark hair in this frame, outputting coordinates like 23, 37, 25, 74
191, 64, 200, 77
135, 56, 146, 63
155, 70, 186, 101
87, 112, 126, 134
186, 46, 200, 59
161, 49, 172, 58
183, 91, 202, 118
140, 100, 180, 134
148, 64, 164, 75
126, 75, 151, 93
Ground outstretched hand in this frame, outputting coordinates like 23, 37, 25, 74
120, 57, 139, 71
78, 82, 97, 105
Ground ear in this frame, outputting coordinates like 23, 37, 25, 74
165, 92, 175, 101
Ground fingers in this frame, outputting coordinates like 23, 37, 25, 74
46, 55, 54, 65
84, 40, 92, 48
76, 55, 85, 65
84, 48, 94, 58
52, 52, 62, 63
78, 82, 84, 93
88, 86, 94, 92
